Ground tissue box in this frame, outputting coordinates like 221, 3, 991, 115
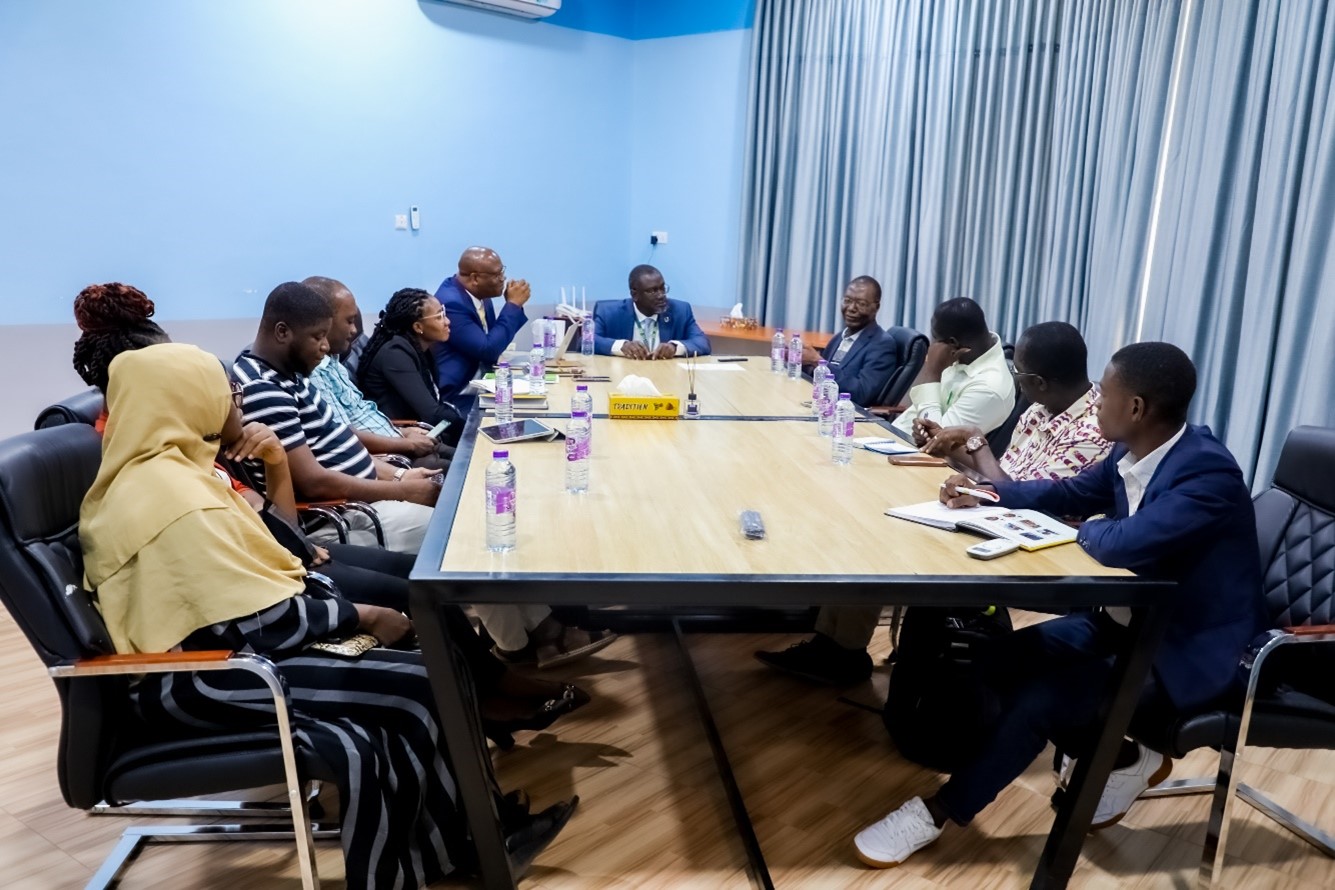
608, 394, 681, 419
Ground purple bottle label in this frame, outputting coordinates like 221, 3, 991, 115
787, 344, 801, 363
841, 420, 855, 437
820, 398, 835, 420
566, 437, 590, 461
543, 324, 557, 348
488, 485, 515, 515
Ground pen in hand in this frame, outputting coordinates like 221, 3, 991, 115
940, 482, 1001, 503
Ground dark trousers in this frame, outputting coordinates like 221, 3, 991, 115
935, 612, 1171, 825
321, 543, 506, 693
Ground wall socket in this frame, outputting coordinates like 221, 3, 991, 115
394, 214, 408, 230
651, 230, 669, 245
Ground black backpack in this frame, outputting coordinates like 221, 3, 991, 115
882, 606, 1013, 772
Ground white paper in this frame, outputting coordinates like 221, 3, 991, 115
853, 436, 918, 455
729, 302, 744, 319
676, 362, 744, 372
614, 375, 662, 396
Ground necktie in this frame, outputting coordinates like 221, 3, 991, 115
476, 301, 488, 333
831, 330, 855, 365
638, 318, 658, 351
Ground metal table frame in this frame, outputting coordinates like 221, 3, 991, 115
410, 411, 1175, 890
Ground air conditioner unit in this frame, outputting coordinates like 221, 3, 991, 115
443, 0, 561, 20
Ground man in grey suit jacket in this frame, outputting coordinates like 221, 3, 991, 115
802, 276, 901, 406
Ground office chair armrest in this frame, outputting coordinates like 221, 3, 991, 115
1241, 626, 1335, 680
49, 652, 295, 732
1282, 623, 1335, 637
391, 420, 433, 430
866, 404, 908, 419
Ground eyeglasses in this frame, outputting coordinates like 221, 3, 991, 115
468, 266, 505, 280
841, 298, 877, 311
635, 285, 670, 297
420, 308, 446, 322
230, 381, 245, 408
1012, 369, 1044, 382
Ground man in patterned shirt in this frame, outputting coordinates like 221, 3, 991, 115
918, 321, 1110, 479
756, 321, 1108, 687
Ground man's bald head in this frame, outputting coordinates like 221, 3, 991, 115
301, 276, 360, 355
456, 246, 506, 299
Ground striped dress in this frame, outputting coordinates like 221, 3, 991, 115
132, 588, 473, 889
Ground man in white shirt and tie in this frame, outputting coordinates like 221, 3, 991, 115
593, 265, 712, 359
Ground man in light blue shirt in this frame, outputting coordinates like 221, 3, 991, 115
303, 277, 439, 464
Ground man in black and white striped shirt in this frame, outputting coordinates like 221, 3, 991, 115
233, 282, 440, 552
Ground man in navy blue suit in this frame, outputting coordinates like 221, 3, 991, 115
852, 342, 1266, 869
800, 275, 902, 406
593, 265, 711, 359
432, 246, 531, 402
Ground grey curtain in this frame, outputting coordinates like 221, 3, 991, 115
739, 0, 1179, 360
1137, 0, 1335, 486
740, 0, 1334, 485
741, 0, 1063, 335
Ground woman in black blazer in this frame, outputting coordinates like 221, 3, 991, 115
357, 288, 461, 433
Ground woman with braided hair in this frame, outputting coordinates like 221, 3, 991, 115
356, 287, 460, 429
72, 282, 169, 390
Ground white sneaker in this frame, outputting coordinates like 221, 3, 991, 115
854, 797, 943, 868
1089, 743, 1172, 829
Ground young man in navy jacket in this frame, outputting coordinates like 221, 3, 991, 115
854, 341, 1266, 868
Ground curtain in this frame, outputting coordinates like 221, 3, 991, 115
1137, 0, 1335, 485
740, 0, 1063, 335
739, 0, 1179, 363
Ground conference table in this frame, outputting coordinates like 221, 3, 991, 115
409, 355, 1175, 890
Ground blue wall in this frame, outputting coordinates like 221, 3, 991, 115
0, 0, 752, 325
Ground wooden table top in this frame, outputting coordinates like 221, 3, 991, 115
697, 317, 833, 349
497, 354, 819, 419
438, 417, 1128, 582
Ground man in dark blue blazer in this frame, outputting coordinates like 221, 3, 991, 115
852, 342, 1267, 869
593, 265, 711, 359
431, 246, 531, 402
801, 275, 902, 406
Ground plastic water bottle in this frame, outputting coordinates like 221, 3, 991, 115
770, 329, 786, 373
787, 332, 803, 380
581, 313, 595, 356
571, 384, 593, 444
485, 450, 517, 551
528, 334, 546, 395
494, 361, 514, 424
565, 410, 591, 493
543, 318, 558, 360
810, 360, 830, 417
816, 375, 839, 436
832, 393, 855, 464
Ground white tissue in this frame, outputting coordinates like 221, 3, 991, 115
614, 375, 662, 396
729, 302, 744, 318
556, 302, 588, 320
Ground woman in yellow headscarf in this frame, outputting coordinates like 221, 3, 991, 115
80, 342, 574, 889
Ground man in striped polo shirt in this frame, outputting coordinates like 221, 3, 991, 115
235, 282, 617, 665
233, 281, 441, 552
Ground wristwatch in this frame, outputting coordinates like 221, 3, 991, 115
393, 468, 408, 482
965, 435, 988, 455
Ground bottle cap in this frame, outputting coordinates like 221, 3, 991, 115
493, 450, 509, 459
576, 384, 588, 392
839, 393, 851, 400
498, 360, 509, 368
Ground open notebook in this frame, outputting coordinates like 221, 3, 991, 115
885, 500, 1078, 551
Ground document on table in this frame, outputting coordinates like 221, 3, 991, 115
676, 362, 744, 372
853, 436, 919, 455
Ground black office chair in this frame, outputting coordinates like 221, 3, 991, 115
986, 394, 1030, 459
1129, 425, 1335, 884
0, 424, 337, 889
34, 388, 105, 429
873, 326, 929, 409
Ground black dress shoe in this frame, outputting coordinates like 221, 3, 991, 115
505, 796, 579, 876
754, 635, 873, 686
